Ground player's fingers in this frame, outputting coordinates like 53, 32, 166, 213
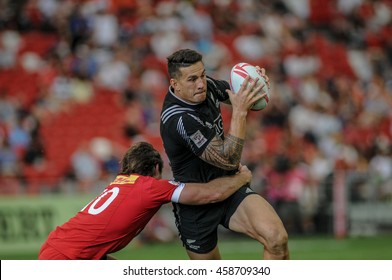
226, 88, 234, 98
264, 76, 270, 89
246, 77, 260, 94
256, 67, 265, 76
250, 92, 267, 104
249, 80, 264, 96
239, 75, 252, 92
262, 75, 271, 89
256, 67, 270, 89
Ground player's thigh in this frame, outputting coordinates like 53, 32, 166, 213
229, 194, 285, 241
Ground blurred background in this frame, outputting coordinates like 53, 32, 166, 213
0, 0, 392, 259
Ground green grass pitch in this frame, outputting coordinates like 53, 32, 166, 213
112, 235, 392, 260
2, 235, 391, 260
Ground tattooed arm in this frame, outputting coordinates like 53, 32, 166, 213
201, 76, 266, 170
201, 134, 244, 170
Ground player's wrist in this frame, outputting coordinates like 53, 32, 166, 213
231, 109, 248, 118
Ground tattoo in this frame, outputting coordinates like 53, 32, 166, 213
200, 134, 244, 170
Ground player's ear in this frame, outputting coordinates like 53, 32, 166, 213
153, 164, 162, 179
170, 78, 177, 88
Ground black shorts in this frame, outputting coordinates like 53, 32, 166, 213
172, 185, 257, 254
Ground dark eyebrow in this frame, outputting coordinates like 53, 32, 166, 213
187, 70, 206, 80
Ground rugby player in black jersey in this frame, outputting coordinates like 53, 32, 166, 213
160, 49, 289, 260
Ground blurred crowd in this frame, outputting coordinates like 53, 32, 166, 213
1, 0, 392, 234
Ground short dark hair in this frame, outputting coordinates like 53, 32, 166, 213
167, 49, 203, 79
120, 142, 163, 177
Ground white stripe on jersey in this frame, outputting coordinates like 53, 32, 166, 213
176, 117, 198, 154
161, 105, 194, 124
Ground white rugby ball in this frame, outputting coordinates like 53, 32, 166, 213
230, 62, 270, 111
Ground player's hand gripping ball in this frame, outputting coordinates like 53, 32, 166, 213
230, 62, 270, 111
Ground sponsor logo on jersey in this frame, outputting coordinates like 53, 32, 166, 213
111, 175, 139, 185
190, 130, 207, 148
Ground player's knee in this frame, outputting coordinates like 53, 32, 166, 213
262, 225, 289, 258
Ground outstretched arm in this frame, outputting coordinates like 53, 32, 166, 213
178, 165, 252, 205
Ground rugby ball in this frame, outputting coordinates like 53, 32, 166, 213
230, 62, 270, 111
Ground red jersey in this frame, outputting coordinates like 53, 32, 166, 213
39, 174, 184, 259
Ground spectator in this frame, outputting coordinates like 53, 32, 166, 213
95, 46, 131, 91
91, 8, 119, 48
70, 141, 102, 193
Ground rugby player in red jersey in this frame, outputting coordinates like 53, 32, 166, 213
38, 142, 252, 260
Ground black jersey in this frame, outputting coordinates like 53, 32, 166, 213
160, 76, 235, 183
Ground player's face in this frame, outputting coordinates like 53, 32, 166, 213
170, 61, 207, 104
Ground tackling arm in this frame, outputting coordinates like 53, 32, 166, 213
178, 165, 252, 205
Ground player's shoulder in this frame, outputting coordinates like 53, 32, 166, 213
128, 174, 156, 190
161, 103, 196, 125
206, 76, 230, 100
207, 75, 229, 87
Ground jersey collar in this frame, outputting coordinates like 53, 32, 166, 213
168, 86, 204, 106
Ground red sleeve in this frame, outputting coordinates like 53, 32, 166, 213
147, 178, 179, 205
